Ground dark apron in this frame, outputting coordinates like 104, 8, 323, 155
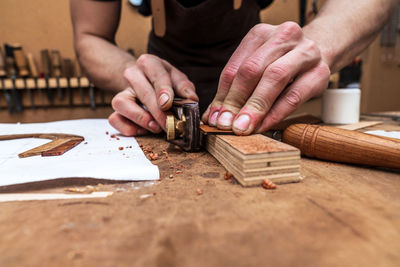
147, 0, 261, 113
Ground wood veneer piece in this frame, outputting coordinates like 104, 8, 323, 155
335, 121, 383, 131
0, 133, 84, 158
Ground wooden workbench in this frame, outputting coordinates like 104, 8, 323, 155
0, 108, 399, 267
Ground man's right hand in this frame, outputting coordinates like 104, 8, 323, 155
108, 54, 199, 136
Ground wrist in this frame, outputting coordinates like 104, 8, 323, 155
302, 22, 337, 73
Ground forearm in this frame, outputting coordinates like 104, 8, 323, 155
303, 0, 398, 73
74, 34, 135, 92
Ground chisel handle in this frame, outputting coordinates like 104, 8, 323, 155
27, 53, 39, 78
282, 124, 400, 169
0, 48, 6, 77
12, 44, 29, 77
50, 50, 62, 77
40, 49, 51, 77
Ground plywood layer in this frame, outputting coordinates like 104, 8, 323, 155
205, 134, 301, 186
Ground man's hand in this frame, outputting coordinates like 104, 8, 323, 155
109, 54, 199, 136
202, 22, 330, 135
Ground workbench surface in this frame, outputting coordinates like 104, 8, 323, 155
0, 108, 399, 267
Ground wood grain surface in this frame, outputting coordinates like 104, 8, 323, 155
283, 124, 400, 169
0, 110, 399, 267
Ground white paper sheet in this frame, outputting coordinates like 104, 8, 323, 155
0, 192, 114, 202
0, 119, 159, 186
365, 130, 400, 140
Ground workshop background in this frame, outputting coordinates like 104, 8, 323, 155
0, 0, 399, 117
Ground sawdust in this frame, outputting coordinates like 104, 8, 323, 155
64, 184, 103, 194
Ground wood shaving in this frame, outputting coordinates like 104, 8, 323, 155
262, 178, 277, 190
148, 153, 159, 160
118, 147, 124, 151
196, 188, 203, 195
139, 194, 152, 199
64, 185, 101, 194
224, 171, 233, 180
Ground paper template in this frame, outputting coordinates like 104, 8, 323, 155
0, 119, 159, 186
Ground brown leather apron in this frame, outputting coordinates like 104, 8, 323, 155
147, 0, 261, 113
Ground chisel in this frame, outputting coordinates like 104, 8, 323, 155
26, 53, 41, 108
0, 47, 9, 111
4, 44, 23, 113
62, 58, 74, 106
50, 50, 63, 101
89, 82, 96, 110
13, 44, 34, 108
40, 49, 54, 106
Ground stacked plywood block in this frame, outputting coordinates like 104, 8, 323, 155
205, 134, 301, 186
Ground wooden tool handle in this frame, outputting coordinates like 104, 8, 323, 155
40, 49, 51, 77
282, 124, 400, 169
12, 44, 29, 77
0, 48, 6, 77
63, 59, 74, 78
27, 53, 39, 78
50, 50, 62, 77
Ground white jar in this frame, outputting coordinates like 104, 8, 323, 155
322, 88, 361, 124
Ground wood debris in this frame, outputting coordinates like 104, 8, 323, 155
196, 188, 203, 195
118, 147, 124, 151
224, 171, 233, 180
262, 178, 277, 190
64, 184, 103, 194
148, 153, 159, 160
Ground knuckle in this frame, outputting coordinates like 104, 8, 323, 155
247, 96, 271, 113
238, 58, 263, 80
123, 66, 138, 81
277, 21, 302, 41
111, 94, 124, 111
284, 89, 302, 108
250, 23, 270, 36
136, 54, 152, 67
220, 65, 237, 85
265, 65, 289, 85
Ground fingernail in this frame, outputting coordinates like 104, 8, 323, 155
209, 111, 219, 126
233, 114, 251, 132
159, 93, 169, 106
218, 112, 234, 127
148, 120, 160, 132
